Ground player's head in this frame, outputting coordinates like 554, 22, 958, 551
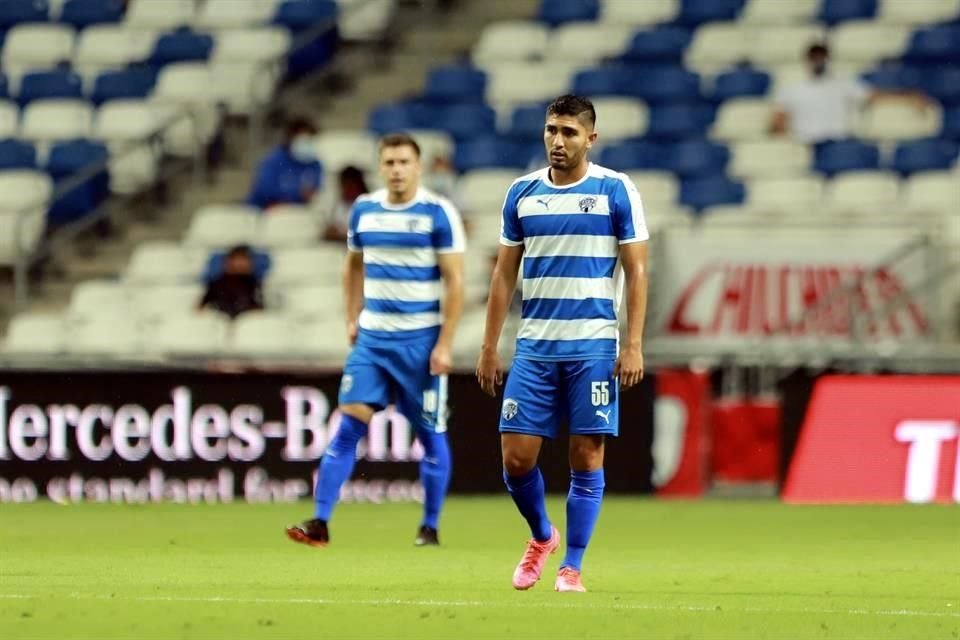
544, 95, 597, 173
805, 42, 830, 77
379, 133, 422, 200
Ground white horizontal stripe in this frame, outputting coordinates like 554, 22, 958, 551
357, 212, 433, 234
522, 276, 615, 301
363, 247, 437, 268
364, 279, 441, 302
518, 317, 618, 342
359, 310, 440, 332
518, 193, 610, 218
524, 234, 618, 258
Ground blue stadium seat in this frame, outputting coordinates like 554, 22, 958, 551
645, 105, 713, 141
711, 67, 771, 102
664, 140, 730, 178
453, 137, 528, 172
675, 0, 744, 26
632, 67, 701, 103
59, 0, 124, 29
861, 65, 923, 91
680, 177, 745, 212
149, 28, 214, 67
818, 0, 877, 25
891, 138, 959, 175
272, 0, 339, 79
0, 74, 8, 100
597, 141, 664, 171
0, 0, 49, 31
813, 139, 880, 175
942, 107, 960, 139
46, 139, 110, 226
422, 65, 487, 103
18, 70, 84, 106
90, 68, 156, 105
903, 26, 960, 65
509, 103, 549, 141
367, 103, 435, 134
572, 67, 634, 97
620, 28, 691, 65
434, 103, 497, 141
272, 0, 338, 31
537, 0, 599, 26
204, 249, 271, 283
0, 139, 37, 170
921, 67, 960, 105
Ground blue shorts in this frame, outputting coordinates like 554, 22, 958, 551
338, 342, 447, 433
498, 358, 619, 439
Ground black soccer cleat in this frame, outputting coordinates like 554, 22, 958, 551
414, 525, 439, 546
286, 518, 329, 547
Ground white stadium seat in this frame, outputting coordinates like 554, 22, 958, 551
95, 99, 163, 195
212, 27, 291, 63
4, 312, 67, 355
338, 0, 395, 42
20, 100, 93, 143
279, 282, 346, 318
195, 0, 276, 29
830, 22, 910, 66
750, 25, 826, 66
268, 246, 347, 287
686, 24, 752, 74
730, 140, 813, 179
1, 24, 75, 87
710, 99, 773, 141
227, 312, 301, 356
746, 175, 825, 215
314, 129, 378, 173
741, 0, 819, 24
485, 62, 575, 114
625, 171, 679, 208
549, 22, 633, 66
125, 242, 206, 285
855, 102, 942, 142
132, 284, 205, 324
125, 0, 195, 30
183, 204, 260, 249
67, 318, 141, 356
0, 171, 53, 266
472, 21, 549, 66
149, 311, 229, 357
68, 279, 129, 321
296, 315, 352, 359
821, 171, 902, 216
0, 101, 18, 138
900, 171, 959, 216
210, 61, 279, 116
600, 0, 679, 26
592, 98, 648, 142
877, 0, 960, 25
74, 26, 154, 83
258, 206, 321, 248
458, 169, 517, 214
152, 62, 220, 158
406, 129, 455, 164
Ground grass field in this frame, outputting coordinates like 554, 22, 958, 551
0, 498, 957, 639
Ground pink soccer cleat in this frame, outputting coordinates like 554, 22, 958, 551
512, 525, 560, 590
554, 567, 587, 593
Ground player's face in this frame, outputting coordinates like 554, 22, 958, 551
544, 114, 596, 172
379, 144, 421, 200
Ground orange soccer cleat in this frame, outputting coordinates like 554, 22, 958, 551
554, 567, 587, 593
511, 525, 560, 590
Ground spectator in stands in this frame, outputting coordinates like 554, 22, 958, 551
198, 245, 264, 318
323, 165, 369, 242
770, 43, 930, 144
246, 116, 322, 210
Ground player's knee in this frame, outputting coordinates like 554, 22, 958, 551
569, 436, 604, 471
502, 451, 537, 477
339, 403, 375, 424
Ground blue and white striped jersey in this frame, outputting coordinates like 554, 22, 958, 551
348, 187, 465, 345
500, 163, 648, 361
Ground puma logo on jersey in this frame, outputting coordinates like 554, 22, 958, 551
595, 409, 611, 424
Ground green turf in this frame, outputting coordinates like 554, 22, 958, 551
0, 498, 957, 639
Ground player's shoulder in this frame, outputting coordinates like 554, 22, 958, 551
587, 163, 637, 193
506, 167, 550, 198
414, 187, 463, 218
354, 189, 386, 206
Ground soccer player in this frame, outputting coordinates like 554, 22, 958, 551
476, 95, 648, 592
287, 133, 466, 547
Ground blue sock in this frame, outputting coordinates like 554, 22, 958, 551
313, 414, 367, 521
417, 429, 451, 530
504, 467, 552, 542
562, 469, 605, 571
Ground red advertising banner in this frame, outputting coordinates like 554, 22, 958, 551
783, 376, 960, 504
653, 369, 710, 497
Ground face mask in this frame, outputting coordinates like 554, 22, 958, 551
290, 135, 316, 162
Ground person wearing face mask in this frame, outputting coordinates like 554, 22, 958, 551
322, 165, 369, 242
246, 116, 323, 210
770, 43, 930, 144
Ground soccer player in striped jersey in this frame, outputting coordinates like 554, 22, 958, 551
287, 133, 466, 548
476, 95, 649, 592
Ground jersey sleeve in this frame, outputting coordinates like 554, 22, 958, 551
346, 202, 362, 251
500, 182, 523, 247
433, 198, 467, 253
612, 175, 650, 244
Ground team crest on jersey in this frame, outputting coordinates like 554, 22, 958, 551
502, 398, 519, 420
578, 196, 597, 213
340, 374, 353, 394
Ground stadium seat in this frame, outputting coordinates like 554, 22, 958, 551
297, 315, 352, 359
597, 140, 664, 171
20, 99, 94, 142
485, 63, 575, 113
821, 170, 901, 215
814, 139, 881, 175
549, 22, 633, 66
125, 241, 205, 285
620, 28, 692, 65
152, 62, 220, 157
67, 317, 141, 356
183, 204, 260, 249
892, 138, 959, 176
0, 139, 36, 170
59, 0, 124, 29
571, 67, 634, 97
279, 283, 345, 318
645, 104, 710, 141
94, 99, 161, 194
149, 311, 229, 357
473, 21, 549, 66
422, 65, 487, 104
831, 22, 910, 67
0, 170, 53, 266
1, 24, 76, 86
314, 129, 377, 173
367, 102, 435, 134
751, 25, 826, 66
878, 0, 960, 24
741, 0, 818, 24
900, 171, 959, 215
195, 0, 275, 29
856, 102, 941, 142
508, 103, 549, 141
679, 177, 745, 212
458, 168, 518, 213
258, 205, 321, 248
730, 140, 812, 179
625, 170, 679, 206
17, 70, 84, 106
67, 279, 127, 320
818, 0, 877, 25
46, 139, 110, 225
149, 28, 214, 67
0, 101, 16, 138
711, 66, 770, 101
664, 140, 730, 178
90, 68, 156, 105
268, 245, 347, 287
453, 137, 528, 173
405, 129, 454, 164
433, 103, 497, 141
600, 0, 679, 25
337, 0, 394, 43
675, 0, 745, 26
202, 248, 271, 283
0, 74, 7, 101
131, 283, 204, 324
746, 175, 825, 215
124, 0, 194, 30
227, 312, 302, 356
211, 60, 282, 116
212, 27, 291, 65
3, 312, 66, 355
921, 67, 960, 105
710, 98, 772, 141
631, 67, 701, 103
903, 26, 960, 65
74, 25, 155, 84
686, 23, 751, 74
942, 106, 960, 139
0, 0, 50, 32
861, 64, 924, 91
538, 0, 599, 26
591, 97, 648, 141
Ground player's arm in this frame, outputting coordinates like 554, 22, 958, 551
432, 252, 465, 375
342, 249, 364, 345
617, 241, 648, 389
477, 243, 523, 396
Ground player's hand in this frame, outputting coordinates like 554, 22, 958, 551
614, 345, 644, 390
475, 348, 503, 397
346, 320, 358, 346
430, 342, 453, 376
